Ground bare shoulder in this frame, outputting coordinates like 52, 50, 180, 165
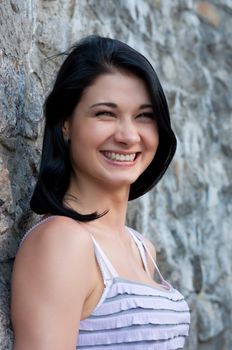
11, 216, 96, 349
13, 215, 96, 299
19, 215, 93, 252
14, 215, 96, 295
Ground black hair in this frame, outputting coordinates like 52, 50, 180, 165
30, 35, 177, 221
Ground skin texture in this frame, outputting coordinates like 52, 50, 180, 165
11, 71, 160, 350
64, 71, 159, 209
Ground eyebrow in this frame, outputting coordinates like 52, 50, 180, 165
90, 102, 153, 109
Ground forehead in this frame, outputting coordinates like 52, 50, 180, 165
80, 71, 151, 106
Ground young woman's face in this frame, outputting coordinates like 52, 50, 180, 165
63, 71, 159, 194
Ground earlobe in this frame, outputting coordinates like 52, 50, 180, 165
62, 119, 70, 135
62, 120, 71, 145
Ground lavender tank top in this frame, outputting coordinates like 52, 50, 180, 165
20, 217, 190, 349
78, 228, 190, 349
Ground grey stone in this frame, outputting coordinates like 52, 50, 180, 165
0, 1, 232, 349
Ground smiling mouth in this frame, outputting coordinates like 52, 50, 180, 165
102, 151, 137, 162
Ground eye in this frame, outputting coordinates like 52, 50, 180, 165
95, 111, 115, 117
137, 112, 155, 120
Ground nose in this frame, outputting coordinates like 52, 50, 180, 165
114, 118, 140, 146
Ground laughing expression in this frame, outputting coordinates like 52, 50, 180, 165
63, 71, 159, 195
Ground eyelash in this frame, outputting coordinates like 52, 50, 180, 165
95, 111, 114, 117
137, 112, 155, 119
95, 111, 155, 120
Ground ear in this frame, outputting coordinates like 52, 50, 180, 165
62, 119, 70, 138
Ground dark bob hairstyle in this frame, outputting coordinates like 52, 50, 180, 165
30, 35, 177, 221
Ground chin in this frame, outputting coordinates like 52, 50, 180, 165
105, 176, 139, 189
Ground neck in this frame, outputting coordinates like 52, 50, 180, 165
64, 177, 130, 236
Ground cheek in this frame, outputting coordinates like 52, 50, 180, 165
70, 123, 111, 154
144, 127, 159, 153
153, 132, 159, 152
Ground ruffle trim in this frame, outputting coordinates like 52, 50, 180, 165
92, 294, 189, 317
106, 279, 184, 301
77, 335, 186, 349
80, 309, 190, 331
78, 324, 189, 347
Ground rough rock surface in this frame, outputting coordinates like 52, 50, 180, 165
0, 1, 232, 349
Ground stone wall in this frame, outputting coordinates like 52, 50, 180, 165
0, 0, 231, 349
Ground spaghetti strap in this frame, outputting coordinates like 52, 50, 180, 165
141, 241, 172, 290
90, 235, 118, 284
127, 228, 151, 277
127, 227, 171, 289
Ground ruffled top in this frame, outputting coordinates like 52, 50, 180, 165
78, 228, 190, 349
20, 217, 190, 349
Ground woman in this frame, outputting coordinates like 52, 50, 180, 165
11, 35, 190, 349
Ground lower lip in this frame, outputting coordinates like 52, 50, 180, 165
100, 152, 139, 167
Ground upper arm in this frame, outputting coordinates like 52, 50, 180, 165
11, 217, 95, 350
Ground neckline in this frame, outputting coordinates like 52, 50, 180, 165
113, 276, 173, 293
32, 216, 172, 293
90, 225, 172, 292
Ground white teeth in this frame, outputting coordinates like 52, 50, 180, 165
104, 152, 136, 162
